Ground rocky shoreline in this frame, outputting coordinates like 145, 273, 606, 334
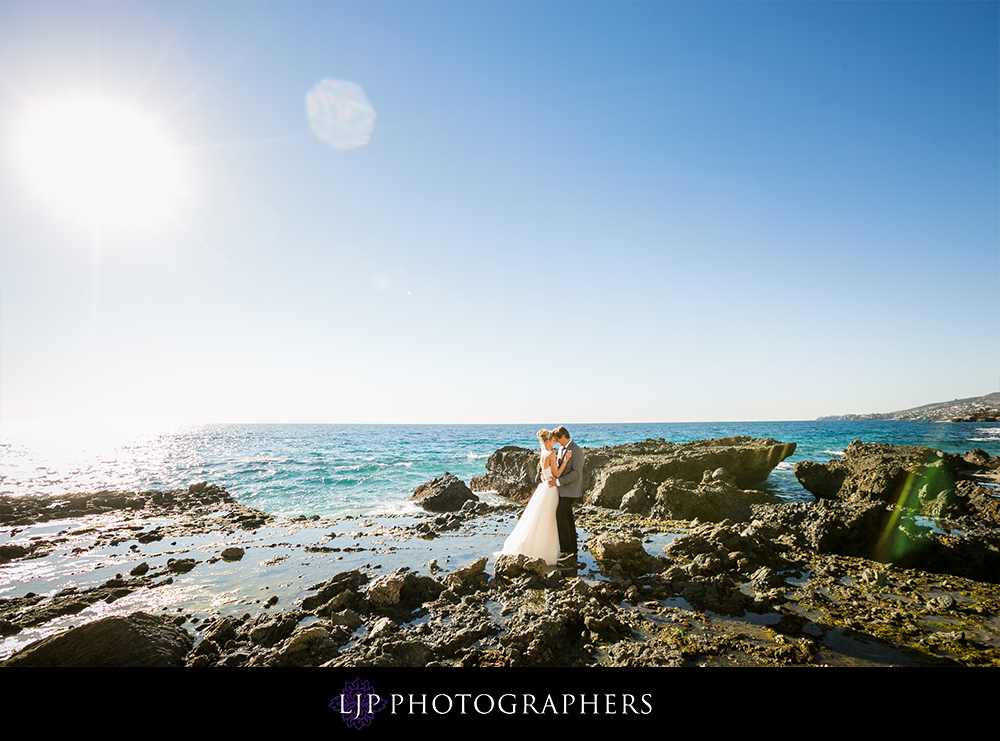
2, 437, 999, 667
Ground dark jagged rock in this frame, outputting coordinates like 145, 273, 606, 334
587, 532, 666, 576
787, 441, 1000, 582
650, 475, 778, 522
492, 552, 557, 584
588, 438, 797, 505
242, 611, 306, 648
2, 612, 192, 667
750, 497, 1000, 584
301, 569, 368, 613
409, 473, 479, 512
202, 615, 240, 647
963, 449, 998, 469
166, 558, 197, 573
242, 622, 347, 667
0, 545, 29, 563
0, 576, 153, 636
442, 556, 490, 593
470, 446, 546, 500
497, 580, 631, 666
0, 484, 264, 527
659, 518, 803, 616
471, 437, 796, 506
748, 500, 893, 557
793, 440, 998, 522
365, 569, 445, 613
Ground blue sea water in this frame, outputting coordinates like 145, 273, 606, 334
2, 421, 998, 519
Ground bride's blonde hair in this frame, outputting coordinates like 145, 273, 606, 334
536, 428, 552, 447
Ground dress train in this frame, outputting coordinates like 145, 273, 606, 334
499, 468, 560, 566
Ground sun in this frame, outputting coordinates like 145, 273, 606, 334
18, 97, 179, 226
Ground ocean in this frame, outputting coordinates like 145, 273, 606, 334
3, 420, 999, 517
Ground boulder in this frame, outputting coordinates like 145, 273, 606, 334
588, 532, 647, 561
2, 612, 192, 667
587, 532, 663, 576
443, 556, 490, 592
652, 477, 778, 523
364, 569, 445, 613
166, 558, 197, 573
243, 611, 305, 648
409, 473, 479, 512
366, 574, 406, 607
302, 569, 368, 612
493, 553, 553, 581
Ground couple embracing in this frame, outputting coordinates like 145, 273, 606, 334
500, 426, 583, 566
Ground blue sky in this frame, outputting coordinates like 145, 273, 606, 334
0, 1, 997, 426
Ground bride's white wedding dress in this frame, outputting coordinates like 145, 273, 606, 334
499, 461, 560, 566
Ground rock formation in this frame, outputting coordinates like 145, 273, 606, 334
792, 441, 1000, 582
0, 483, 269, 529
2, 612, 192, 667
471, 437, 797, 507
409, 472, 479, 512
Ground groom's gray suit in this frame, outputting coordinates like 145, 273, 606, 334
554, 440, 584, 555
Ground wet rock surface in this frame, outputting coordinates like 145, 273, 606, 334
3, 439, 1000, 668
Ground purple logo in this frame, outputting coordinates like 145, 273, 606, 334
329, 678, 387, 729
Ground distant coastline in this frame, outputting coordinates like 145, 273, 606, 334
817, 392, 1000, 422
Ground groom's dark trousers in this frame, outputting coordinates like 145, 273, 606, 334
555, 441, 584, 554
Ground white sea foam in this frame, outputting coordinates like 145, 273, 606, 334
971, 428, 1000, 442
368, 499, 426, 516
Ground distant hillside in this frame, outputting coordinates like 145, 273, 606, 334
818, 392, 1000, 422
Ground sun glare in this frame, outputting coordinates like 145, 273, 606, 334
18, 97, 179, 225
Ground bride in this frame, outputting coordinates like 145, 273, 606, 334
498, 428, 572, 566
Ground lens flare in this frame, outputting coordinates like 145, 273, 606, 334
306, 79, 376, 150
872, 450, 954, 563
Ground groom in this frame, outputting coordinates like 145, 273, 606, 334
547, 426, 583, 562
